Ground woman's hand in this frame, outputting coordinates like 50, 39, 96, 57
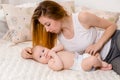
85, 43, 103, 55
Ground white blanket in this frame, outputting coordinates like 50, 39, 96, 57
0, 40, 120, 80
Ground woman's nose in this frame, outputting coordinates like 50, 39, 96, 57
45, 27, 50, 32
46, 29, 49, 32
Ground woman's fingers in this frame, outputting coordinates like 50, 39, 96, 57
90, 50, 97, 55
85, 48, 97, 55
89, 49, 94, 55
85, 46, 93, 53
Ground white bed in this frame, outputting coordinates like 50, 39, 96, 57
0, 0, 120, 80
0, 40, 120, 80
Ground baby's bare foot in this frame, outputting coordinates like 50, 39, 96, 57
100, 64, 112, 71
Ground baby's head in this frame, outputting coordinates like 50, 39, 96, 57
32, 45, 51, 64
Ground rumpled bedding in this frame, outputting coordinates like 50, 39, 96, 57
0, 40, 120, 80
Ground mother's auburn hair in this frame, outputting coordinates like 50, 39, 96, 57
31, 0, 68, 49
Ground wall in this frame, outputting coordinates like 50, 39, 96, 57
0, 0, 42, 5
75, 0, 120, 12
0, 0, 120, 12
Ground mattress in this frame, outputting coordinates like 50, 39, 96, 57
0, 40, 120, 80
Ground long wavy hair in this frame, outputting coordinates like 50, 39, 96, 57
31, 0, 68, 49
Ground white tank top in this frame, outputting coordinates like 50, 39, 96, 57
58, 12, 97, 54
95, 30, 111, 60
58, 12, 111, 60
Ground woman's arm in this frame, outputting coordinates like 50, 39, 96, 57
79, 11, 117, 54
48, 51, 64, 71
51, 44, 64, 52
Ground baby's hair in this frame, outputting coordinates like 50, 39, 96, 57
32, 45, 43, 54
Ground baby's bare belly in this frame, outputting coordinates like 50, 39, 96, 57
57, 51, 75, 69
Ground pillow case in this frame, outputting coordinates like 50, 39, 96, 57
0, 21, 8, 39
0, 7, 8, 39
56, 0, 75, 15
75, 6, 119, 23
2, 4, 36, 43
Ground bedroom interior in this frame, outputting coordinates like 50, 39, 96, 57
0, 0, 120, 80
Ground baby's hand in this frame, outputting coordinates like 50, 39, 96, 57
48, 58, 55, 64
21, 47, 32, 59
48, 50, 57, 58
43, 48, 50, 58
22, 47, 32, 54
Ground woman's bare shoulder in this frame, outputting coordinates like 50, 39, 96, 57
78, 11, 92, 23
78, 11, 93, 29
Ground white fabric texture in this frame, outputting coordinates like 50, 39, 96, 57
0, 40, 120, 80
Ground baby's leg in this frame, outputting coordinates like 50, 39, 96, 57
94, 53, 101, 60
95, 53, 112, 70
100, 61, 112, 70
81, 56, 102, 71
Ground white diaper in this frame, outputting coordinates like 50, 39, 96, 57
70, 52, 91, 71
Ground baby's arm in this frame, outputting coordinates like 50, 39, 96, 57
51, 44, 64, 52
21, 47, 32, 59
48, 51, 64, 71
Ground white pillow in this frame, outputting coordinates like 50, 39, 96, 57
117, 16, 120, 30
0, 9, 6, 21
75, 6, 119, 23
16, 2, 40, 8
0, 2, 40, 40
0, 8, 8, 39
0, 21, 8, 38
2, 4, 36, 43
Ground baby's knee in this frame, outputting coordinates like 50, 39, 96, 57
89, 56, 98, 63
89, 56, 101, 65
81, 56, 98, 71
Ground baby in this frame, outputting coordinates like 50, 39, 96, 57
21, 45, 112, 71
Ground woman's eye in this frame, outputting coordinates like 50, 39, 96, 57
47, 24, 50, 26
46, 23, 50, 26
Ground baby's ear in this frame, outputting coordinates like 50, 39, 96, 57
21, 52, 33, 59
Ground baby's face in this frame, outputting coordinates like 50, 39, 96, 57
32, 46, 50, 64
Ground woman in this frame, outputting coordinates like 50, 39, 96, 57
22, 0, 120, 74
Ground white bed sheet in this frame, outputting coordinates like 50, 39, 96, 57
0, 40, 120, 80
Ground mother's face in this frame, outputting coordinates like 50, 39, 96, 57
38, 16, 62, 34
